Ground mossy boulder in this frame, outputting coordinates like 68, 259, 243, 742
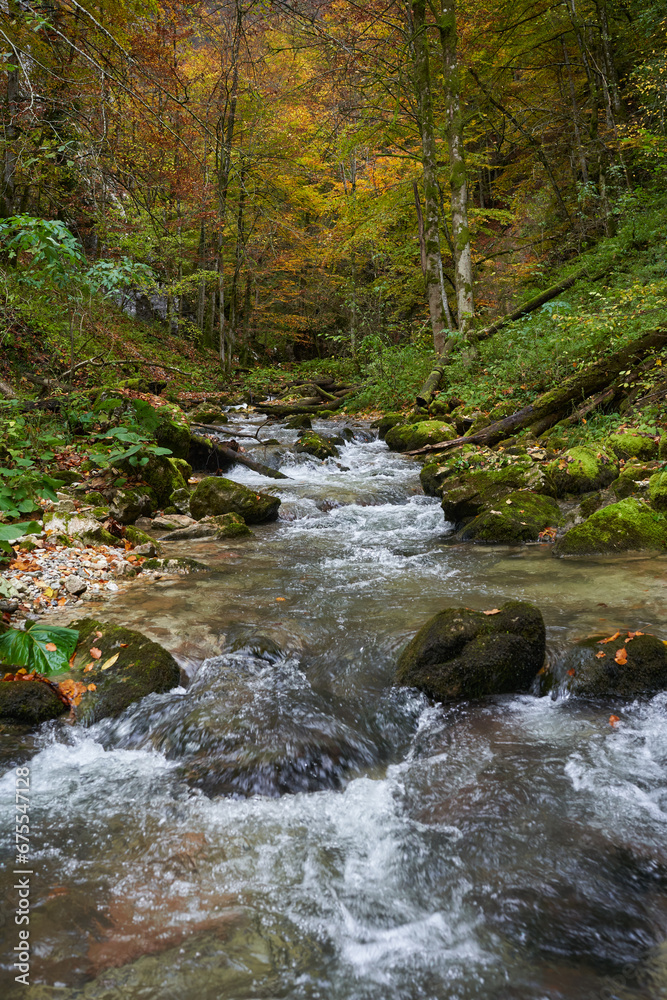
607, 431, 658, 462
610, 462, 659, 499
370, 413, 404, 439
112, 452, 191, 508
43, 512, 119, 547
420, 447, 494, 498
553, 632, 667, 698
441, 460, 551, 525
648, 470, 667, 511
202, 512, 253, 538
544, 446, 618, 497
295, 431, 339, 460
285, 414, 312, 430
0, 678, 68, 725
189, 476, 280, 523
62, 619, 180, 724
109, 487, 153, 524
168, 487, 192, 514
578, 492, 604, 518
190, 404, 228, 425
396, 600, 545, 702
132, 399, 192, 460
385, 420, 456, 453
124, 525, 160, 550
453, 491, 563, 544
659, 434, 667, 460
554, 497, 667, 555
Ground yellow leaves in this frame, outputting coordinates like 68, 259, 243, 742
598, 631, 621, 644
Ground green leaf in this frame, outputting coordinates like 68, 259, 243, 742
0, 520, 41, 542
0, 624, 79, 675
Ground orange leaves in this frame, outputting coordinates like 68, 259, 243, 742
57, 679, 95, 706
44, 642, 57, 652
609, 715, 620, 727
483, 608, 501, 615
90, 647, 102, 659
598, 631, 621, 644
614, 647, 628, 665
595, 651, 606, 659
537, 527, 557, 542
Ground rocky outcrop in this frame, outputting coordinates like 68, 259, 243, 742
544, 446, 618, 497
453, 491, 562, 544
396, 600, 545, 702
554, 497, 667, 555
189, 476, 280, 523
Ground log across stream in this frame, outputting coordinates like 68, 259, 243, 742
1, 410, 667, 999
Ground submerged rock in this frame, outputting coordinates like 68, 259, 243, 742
396, 600, 545, 702
67, 618, 181, 724
295, 431, 339, 460
554, 497, 667, 555
453, 491, 562, 544
189, 476, 280, 523
0, 678, 67, 724
544, 446, 618, 497
552, 632, 667, 698
385, 420, 456, 453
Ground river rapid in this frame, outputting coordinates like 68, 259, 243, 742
1, 412, 667, 999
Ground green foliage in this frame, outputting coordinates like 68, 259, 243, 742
0, 521, 42, 556
0, 622, 79, 675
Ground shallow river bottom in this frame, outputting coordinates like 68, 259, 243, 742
1, 417, 667, 999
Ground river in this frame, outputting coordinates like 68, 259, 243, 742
1, 412, 667, 998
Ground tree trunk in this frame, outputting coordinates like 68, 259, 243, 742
189, 433, 289, 480
1, 55, 19, 219
411, 0, 451, 354
432, 0, 474, 335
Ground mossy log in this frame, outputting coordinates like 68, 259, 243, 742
409, 327, 667, 455
189, 433, 289, 480
416, 364, 447, 408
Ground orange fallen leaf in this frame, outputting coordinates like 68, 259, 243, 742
483, 609, 502, 615
567, 668, 576, 676
83, 663, 94, 672
625, 631, 644, 642
595, 651, 606, 659
87, 683, 96, 691
276, 597, 286, 602
95, 630, 103, 638
57, 597, 67, 606
609, 715, 620, 726
120, 643, 128, 647
90, 647, 102, 659
598, 632, 621, 644
615, 647, 628, 665
44, 642, 57, 651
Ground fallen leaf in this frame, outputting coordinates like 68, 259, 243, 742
100, 652, 120, 671
609, 715, 620, 726
614, 647, 628, 665
44, 642, 57, 651
276, 597, 286, 602
83, 663, 94, 672
120, 643, 128, 647
483, 609, 502, 615
505, 499, 512, 505
87, 683, 96, 691
95, 630, 103, 638
598, 632, 621, 644
567, 668, 576, 676
595, 651, 606, 659
90, 647, 102, 659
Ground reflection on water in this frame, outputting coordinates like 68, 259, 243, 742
1, 413, 666, 999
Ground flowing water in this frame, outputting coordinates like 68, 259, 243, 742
2, 413, 667, 999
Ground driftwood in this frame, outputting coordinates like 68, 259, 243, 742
408, 326, 667, 455
189, 433, 289, 480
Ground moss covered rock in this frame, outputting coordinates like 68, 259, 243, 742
648, 470, 667, 511
370, 413, 405, 439
168, 487, 192, 514
610, 462, 659, 499
385, 420, 456, 453
554, 497, 667, 555
544, 446, 618, 497
396, 600, 545, 702
112, 452, 191, 508
420, 447, 494, 498
132, 399, 192, 460
285, 414, 312, 430
202, 512, 253, 538
109, 487, 154, 524
43, 512, 119, 547
67, 618, 180, 724
190, 476, 280, 523
0, 678, 67, 725
553, 632, 667, 698
607, 431, 658, 462
295, 431, 339, 460
454, 491, 562, 544
124, 525, 160, 551
189, 404, 228, 425
441, 461, 551, 525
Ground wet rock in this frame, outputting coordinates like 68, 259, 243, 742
0, 678, 67, 724
552, 632, 667, 698
577, 491, 605, 518
201, 513, 253, 538
142, 556, 208, 572
396, 600, 545, 702
124, 525, 160, 551
420, 446, 495, 498
554, 497, 667, 555
65, 575, 87, 596
43, 512, 119, 547
441, 461, 551, 525
453, 491, 562, 544
370, 413, 404, 439
0, 599, 18, 612
169, 487, 192, 514
295, 431, 339, 460
385, 420, 456, 453
607, 431, 658, 462
648, 470, 667, 511
133, 541, 158, 556
610, 462, 659, 499
152, 514, 196, 531
159, 523, 217, 541
67, 618, 181, 724
190, 476, 280, 523
544, 446, 618, 497
284, 414, 312, 430
109, 487, 153, 524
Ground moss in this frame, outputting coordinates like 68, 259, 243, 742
91, 506, 110, 521
43, 511, 119, 547
396, 600, 545, 702
155, 419, 191, 460
189, 405, 228, 424
124, 525, 160, 549
169, 487, 192, 514
189, 476, 281, 523
0, 678, 68, 725
83, 491, 106, 505
109, 487, 153, 524
441, 461, 551, 524
659, 434, 667, 460
67, 618, 181, 724
607, 431, 658, 461
454, 491, 562, 544
112, 452, 190, 507
295, 431, 339, 460
202, 512, 253, 538
554, 497, 667, 555
385, 420, 456, 453
420, 447, 485, 497
544, 446, 618, 497
284, 414, 312, 430
557, 633, 667, 698
649, 470, 667, 511
610, 463, 659, 499
370, 413, 404, 438
578, 492, 604, 518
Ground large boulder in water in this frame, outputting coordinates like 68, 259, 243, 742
295, 431, 338, 460
453, 490, 562, 544
440, 460, 551, 525
190, 476, 280, 523
0, 677, 67, 725
548, 631, 667, 698
396, 600, 545, 702
554, 497, 667, 555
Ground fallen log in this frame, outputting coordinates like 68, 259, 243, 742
256, 394, 350, 417
189, 433, 289, 480
416, 364, 447, 408
408, 326, 667, 455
